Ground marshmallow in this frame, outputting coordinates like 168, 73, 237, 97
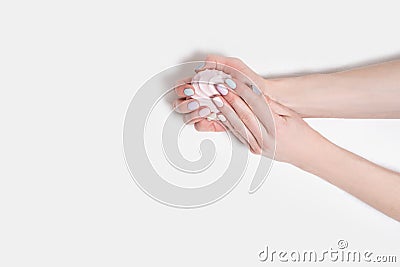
191, 69, 232, 120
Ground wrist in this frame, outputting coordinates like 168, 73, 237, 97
291, 128, 333, 169
293, 130, 345, 179
263, 73, 332, 117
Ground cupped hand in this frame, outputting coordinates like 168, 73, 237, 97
173, 55, 322, 165
173, 55, 265, 130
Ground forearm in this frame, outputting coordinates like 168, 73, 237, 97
297, 132, 400, 221
265, 60, 400, 118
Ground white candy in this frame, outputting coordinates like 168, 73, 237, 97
191, 69, 231, 120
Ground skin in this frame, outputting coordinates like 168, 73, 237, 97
173, 55, 400, 222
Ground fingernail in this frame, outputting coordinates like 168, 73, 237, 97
183, 88, 194, 96
195, 62, 205, 70
187, 101, 199, 111
216, 84, 228, 96
212, 97, 223, 108
225, 78, 236, 89
208, 113, 217, 120
199, 108, 210, 117
251, 84, 261, 95
217, 114, 226, 121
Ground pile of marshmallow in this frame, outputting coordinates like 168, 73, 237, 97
190, 69, 231, 120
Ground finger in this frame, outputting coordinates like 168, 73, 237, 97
223, 78, 275, 134
174, 79, 195, 98
215, 114, 248, 145
173, 98, 200, 114
211, 96, 262, 154
214, 83, 269, 148
175, 76, 192, 86
183, 107, 211, 124
196, 55, 263, 86
194, 119, 226, 132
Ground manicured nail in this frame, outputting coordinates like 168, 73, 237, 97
199, 108, 210, 117
183, 88, 194, 96
251, 84, 261, 95
187, 101, 199, 111
217, 114, 226, 121
216, 84, 228, 96
212, 97, 224, 108
225, 78, 236, 89
208, 113, 217, 120
195, 62, 205, 70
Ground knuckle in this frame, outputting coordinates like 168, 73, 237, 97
239, 112, 254, 124
222, 91, 235, 104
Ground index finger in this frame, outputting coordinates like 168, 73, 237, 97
174, 77, 195, 98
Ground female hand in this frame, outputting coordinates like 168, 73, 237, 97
173, 55, 323, 165
173, 55, 266, 133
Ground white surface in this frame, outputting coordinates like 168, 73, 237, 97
1, 0, 400, 266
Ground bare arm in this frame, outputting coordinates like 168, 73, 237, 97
298, 133, 400, 221
265, 60, 400, 118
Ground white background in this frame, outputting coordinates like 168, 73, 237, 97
1, 0, 400, 266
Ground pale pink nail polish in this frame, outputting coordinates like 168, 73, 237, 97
216, 84, 228, 96
217, 114, 226, 121
187, 101, 199, 111
212, 97, 224, 108
199, 108, 211, 117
